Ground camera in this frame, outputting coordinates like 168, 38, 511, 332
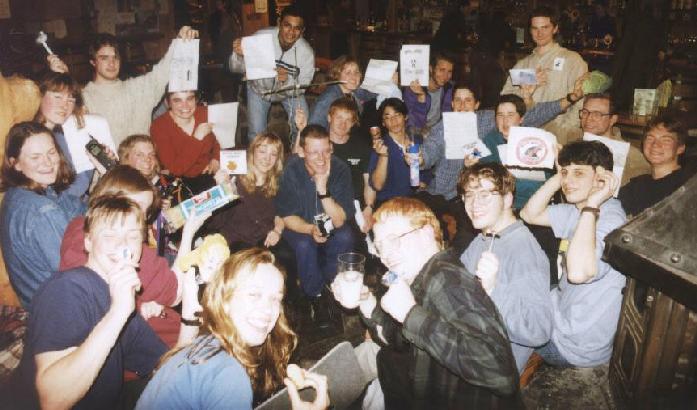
314, 213, 334, 237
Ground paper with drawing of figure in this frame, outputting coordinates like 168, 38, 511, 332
242, 33, 277, 80
442, 112, 490, 159
583, 132, 629, 197
208, 102, 239, 148
497, 144, 547, 181
169, 39, 199, 92
506, 126, 557, 169
399, 45, 429, 86
362, 59, 398, 95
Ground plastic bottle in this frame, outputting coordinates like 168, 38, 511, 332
408, 143, 420, 187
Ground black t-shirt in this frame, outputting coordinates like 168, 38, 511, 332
16, 266, 167, 410
619, 167, 694, 217
332, 129, 372, 204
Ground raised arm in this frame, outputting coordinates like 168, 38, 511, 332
519, 173, 560, 227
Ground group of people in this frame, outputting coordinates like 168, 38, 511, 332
0, 2, 694, 409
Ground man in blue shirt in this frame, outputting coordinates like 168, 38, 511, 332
521, 141, 626, 367
276, 125, 354, 327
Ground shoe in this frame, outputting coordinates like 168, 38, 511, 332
309, 295, 332, 329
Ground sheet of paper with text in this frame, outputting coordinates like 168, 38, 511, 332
399, 45, 429, 86
242, 33, 277, 80
169, 39, 199, 92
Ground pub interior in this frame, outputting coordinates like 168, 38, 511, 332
1, 0, 696, 409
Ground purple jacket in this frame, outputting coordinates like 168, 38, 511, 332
403, 82, 454, 129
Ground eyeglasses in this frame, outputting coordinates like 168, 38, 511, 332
373, 226, 422, 257
579, 109, 612, 120
463, 189, 500, 203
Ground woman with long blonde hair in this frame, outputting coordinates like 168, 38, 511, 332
136, 248, 329, 408
210, 132, 286, 251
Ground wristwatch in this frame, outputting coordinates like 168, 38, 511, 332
581, 206, 600, 219
566, 92, 581, 104
318, 190, 331, 200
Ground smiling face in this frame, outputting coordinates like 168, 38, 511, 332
642, 124, 685, 169
92, 45, 121, 82
372, 215, 430, 279
328, 108, 356, 139
40, 89, 76, 128
167, 91, 197, 121
252, 141, 280, 176
452, 88, 480, 112
339, 62, 361, 92
463, 178, 508, 233
123, 141, 158, 179
382, 106, 407, 135
530, 16, 558, 48
430, 59, 454, 88
226, 263, 284, 347
560, 164, 596, 205
495, 102, 523, 138
12, 132, 60, 188
581, 98, 616, 137
278, 15, 304, 49
301, 137, 332, 176
85, 212, 144, 277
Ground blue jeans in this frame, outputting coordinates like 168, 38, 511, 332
535, 341, 572, 367
246, 83, 309, 145
283, 224, 354, 297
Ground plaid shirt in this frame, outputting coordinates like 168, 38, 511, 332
363, 250, 520, 409
422, 100, 563, 200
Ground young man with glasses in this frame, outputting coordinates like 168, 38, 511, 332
333, 197, 518, 408
579, 93, 650, 185
229, 5, 315, 144
521, 140, 626, 367
458, 163, 551, 373
275, 125, 354, 328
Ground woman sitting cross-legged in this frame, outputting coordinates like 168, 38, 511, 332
0, 122, 85, 309
136, 248, 330, 409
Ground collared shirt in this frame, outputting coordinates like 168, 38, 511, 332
275, 154, 354, 223
362, 250, 519, 408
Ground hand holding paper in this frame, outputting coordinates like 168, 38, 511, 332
442, 112, 490, 160
241, 33, 277, 80
400, 45, 429, 86
361, 59, 398, 95
505, 127, 557, 169
510, 69, 537, 86
169, 39, 199, 92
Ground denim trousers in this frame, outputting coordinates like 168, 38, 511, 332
283, 224, 354, 297
246, 83, 309, 145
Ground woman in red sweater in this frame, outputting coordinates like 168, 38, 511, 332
150, 90, 220, 194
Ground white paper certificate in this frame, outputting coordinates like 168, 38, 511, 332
399, 45, 429, 86
208, 102, 239, 148
241, 33, 277, 80
497, 145, 547, 181
509, 69, 537, 86
583, 132, 629, 196
442, 112, 490, 159
220, 150, 248, 175
361, 59, 398, 95
169, 39, 199, 92
506, 127, 557, 169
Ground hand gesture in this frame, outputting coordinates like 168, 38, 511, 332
277, 66, 289, 83
182, 210, 212, 240
570, 72, 590, 102
369, 126, 382, 140
181, 267, 203, 319
311, 225, 328, 244
464, 154, 480, 168
372, 138, 388, 157
295, 107, 307, 133
535, 67, 549, 87
264, 230, 281, 247
202, 159, 220, 174
47, 54, 68, 73
232, 38, 243, 56
475, 251, 499, 295
193, 122, 213, 141
380, 279, 416, 323
177, 26, 199, 40
140, 301, 164, 320
285, 370, 331, 410
313, 158, 330, 193
587, 167, 618, 208
108, 262, 141, 320
409, 80, 425, 96
521, 83, 538, 100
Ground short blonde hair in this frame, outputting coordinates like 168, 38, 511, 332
373, 197, 443, 249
